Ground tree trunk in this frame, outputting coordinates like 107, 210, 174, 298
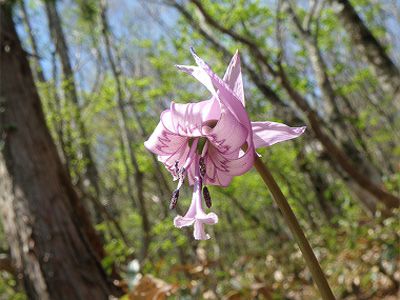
277, 68, 399, 210
21, 1, 71, 172
0, 4, 121, 299
331, 0, 400, 99
20, 0, 46, 83
44, 0, 102, 219
286, 2, 384, 212
99, 0, 151, 259
296, 146, 338, 224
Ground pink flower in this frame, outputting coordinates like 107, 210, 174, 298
144, 48, 305, 240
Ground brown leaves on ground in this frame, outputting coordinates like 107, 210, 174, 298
128, 275, 177, 300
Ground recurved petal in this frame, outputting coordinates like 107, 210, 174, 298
144, 120, 188, 156
175, 64, 217, 95
224, 145, 255, 176
223, 50, 245, 106
203, 104, 248, 155
162, 100, 220, 137
189, 48, 252, 132
251, 121, 306, 149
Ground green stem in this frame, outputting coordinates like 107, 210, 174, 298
254, 156, 335, 300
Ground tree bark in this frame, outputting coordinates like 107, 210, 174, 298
331, 0, 400, 99
0, 4, 122, 299
21, 1, 71, 172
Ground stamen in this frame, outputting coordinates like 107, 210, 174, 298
174, 160, 179, 176
201, 141, 209, 157
199, 157, 206, 178
179, 166, 186, 177
203, 186, 212, 208
169, 189, 180, 209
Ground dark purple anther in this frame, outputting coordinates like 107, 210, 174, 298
203, 186, 212, 208
179, 166, 186, 178
170, 189, 180, 210
174, 160, 179, 176
199, 157, 206, 178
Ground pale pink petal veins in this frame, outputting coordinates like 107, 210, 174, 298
251, 121, 306, 149
162, 100, 220, 137
202, 104, 248, 155
144, 121, 187, 156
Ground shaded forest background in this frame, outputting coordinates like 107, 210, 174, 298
0, 0, 399, 299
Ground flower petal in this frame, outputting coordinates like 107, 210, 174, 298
174, 216, 195, 228
161, 100, 220, 137
197, 212, 219, 224
189, 48, 251, 131
203, 104, 248, 155
223, 50, 245, 106
251, 121, 306, 149
175, 64, 217, 95
144, 120, 188, 156
193, 221, 209, 240
158, 142, 190, 176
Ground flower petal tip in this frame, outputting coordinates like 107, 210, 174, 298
297, 126, 307, 135
194, 234, 211, 241
173, 215, 195, 228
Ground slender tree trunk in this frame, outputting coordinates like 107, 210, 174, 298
296, 146, 337, 224
44, 0, 102, 217
222, 191, 290, 241
20, 0, 46, 83
99, 0, 151, 258
128, 94, 173, 199
286, 2, 384, 212
50, 50, 71, 173
331, 0, 400, 99
0, 4, 121, 299
277, 67, 399, 210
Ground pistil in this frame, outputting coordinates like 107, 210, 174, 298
173, 154, 218, 240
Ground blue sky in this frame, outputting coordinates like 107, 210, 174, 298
15, 0, 179, 93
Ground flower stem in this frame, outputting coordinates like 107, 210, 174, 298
253, 156, 335, 300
